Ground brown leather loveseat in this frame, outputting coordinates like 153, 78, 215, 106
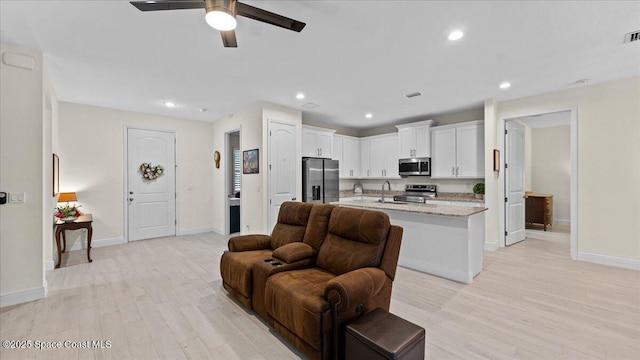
220, 203, 403, 360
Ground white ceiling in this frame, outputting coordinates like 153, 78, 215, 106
1, 1, 639, 130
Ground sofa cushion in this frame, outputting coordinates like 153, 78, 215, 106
302, 204, 335, 251
220, 249, 272, 299
270, 202, 314, 249
265, 268, 334, 351
316, 207, 391, 276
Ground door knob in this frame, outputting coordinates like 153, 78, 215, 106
129, 198, 134, 201
129, 191, 134, 194
292, 197, 297, 201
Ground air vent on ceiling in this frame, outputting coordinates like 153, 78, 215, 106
623, 30, 640, 44
301, 102, 319, 109
404, 91, 422, 98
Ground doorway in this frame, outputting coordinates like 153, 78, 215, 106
501, 109, 577, 258
225, 129, 241, 235
126, 127, 176, 241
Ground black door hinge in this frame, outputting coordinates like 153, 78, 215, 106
505, 231, 508, 236
505, 129, 508, 134
505, 163, 508, 169
505, 197, 508, 203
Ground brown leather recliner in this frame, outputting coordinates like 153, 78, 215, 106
220, 201, 314, 308
263, 206, 403, 360
220, 202, 334, 312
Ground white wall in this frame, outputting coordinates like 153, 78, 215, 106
212, 105, 263, 234
531, 126, 571, 223
483, 99, 500, 250
0, 43, 50, 306
211, 103, 302, 235
58, 102, 214, 248
43, 59, 58, 272
524, 125, 532, 191
494, 76, 640, 265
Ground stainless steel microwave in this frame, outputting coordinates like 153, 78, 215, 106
398, 157, 431, 176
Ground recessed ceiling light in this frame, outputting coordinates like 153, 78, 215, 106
574, 79, 589, 86
296, 93, 305, 100
365, 113, 373, 119
164, 101, 176, 107
499, 82, 511, 89
448, 30, 464, 41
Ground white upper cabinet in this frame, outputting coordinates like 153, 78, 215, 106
396, 120, 435, 158
302, 125, 335, 158
333, 134, 360, 178
360, 138, 371, 178
367, 133, 399, 178
431, 120, 484, 179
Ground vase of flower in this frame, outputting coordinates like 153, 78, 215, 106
56, 203, 82, 222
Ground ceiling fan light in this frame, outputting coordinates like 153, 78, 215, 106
205, 10, 237, 31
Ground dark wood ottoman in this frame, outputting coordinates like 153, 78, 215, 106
345, 308, 425, 360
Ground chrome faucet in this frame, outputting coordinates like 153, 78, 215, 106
380, 181, 391, 203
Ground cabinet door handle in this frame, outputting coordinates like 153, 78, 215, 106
456, 167, 459, 176
452, 167, 455, 175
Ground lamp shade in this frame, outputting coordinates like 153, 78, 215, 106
58, 192, 77, 203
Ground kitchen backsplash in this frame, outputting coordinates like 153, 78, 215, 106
339, 177, 482, 194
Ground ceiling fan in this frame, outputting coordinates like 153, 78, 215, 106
130, 0, 306, 48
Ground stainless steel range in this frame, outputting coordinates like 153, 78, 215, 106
393, 184, 437, 203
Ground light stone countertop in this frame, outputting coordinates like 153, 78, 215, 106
332, 199, 487, 217
339, 190, 484, 203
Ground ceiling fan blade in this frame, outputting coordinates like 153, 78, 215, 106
221, 30, 238, 48
130, 0, 205, 11
236, 2, 306, 32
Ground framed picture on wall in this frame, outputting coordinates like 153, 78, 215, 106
243, 149, 259, 174
53, 153, 59, 196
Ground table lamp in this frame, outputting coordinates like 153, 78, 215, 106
58, 192, 77, 204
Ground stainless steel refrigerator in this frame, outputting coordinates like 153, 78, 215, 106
302, 158, 339, 204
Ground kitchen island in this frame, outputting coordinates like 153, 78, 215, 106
335, 199, 487, 284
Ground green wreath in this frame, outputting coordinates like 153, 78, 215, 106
140, 162, 164, 180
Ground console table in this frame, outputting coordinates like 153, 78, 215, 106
54, 214, 93, 268
525, 195, 553, 231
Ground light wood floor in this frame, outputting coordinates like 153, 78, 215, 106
1, 229, 639, 359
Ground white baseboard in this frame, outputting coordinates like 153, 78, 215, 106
577, 252, 640, 271
45, 260, 55, 271
211, 226, 225, 235
553, 218, 571, 225
484, 242, 499, 251
177, 226, 215, 236
1, 285, 46, 308
66, 237, 126, 252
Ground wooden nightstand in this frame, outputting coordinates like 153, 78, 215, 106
54, 214, 93, 268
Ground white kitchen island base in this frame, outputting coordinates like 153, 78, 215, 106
389, 209, 485, 284
335, 200, 487, 284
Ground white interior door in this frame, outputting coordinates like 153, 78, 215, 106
269, 121, 297, 232
127, 128, 176, 241
505, 121, 526, 246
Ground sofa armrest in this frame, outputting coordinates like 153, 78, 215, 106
272, 242, 316, 263
228, 234, 271, 252
324, 267, 387, 314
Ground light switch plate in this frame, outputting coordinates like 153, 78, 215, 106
9, 192, 26, 203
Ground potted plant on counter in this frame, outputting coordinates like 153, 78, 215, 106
473, 183, 485, 200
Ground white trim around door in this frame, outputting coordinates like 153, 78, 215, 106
498, 106, 578, 259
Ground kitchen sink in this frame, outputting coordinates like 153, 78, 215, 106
376, 199, 408, 205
